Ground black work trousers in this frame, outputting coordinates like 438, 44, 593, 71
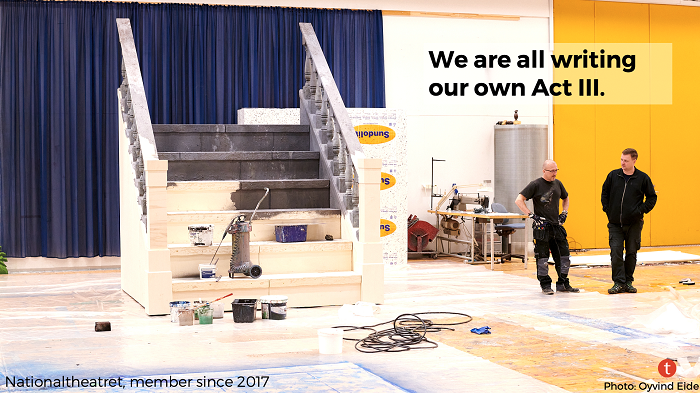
533, 224, 571, 289
608, 220, 643, 285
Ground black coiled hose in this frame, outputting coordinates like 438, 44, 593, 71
333, 312, 473, 353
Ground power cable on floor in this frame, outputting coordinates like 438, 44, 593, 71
568, 236, 588, 253
333, 312, 473, 353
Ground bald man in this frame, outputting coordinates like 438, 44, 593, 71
515, 160, 579, 295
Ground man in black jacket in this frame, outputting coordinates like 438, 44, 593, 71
601, 148, 657, 294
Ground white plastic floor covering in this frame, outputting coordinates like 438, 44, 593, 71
555, 250, 700, 266
2, 261, 700, 392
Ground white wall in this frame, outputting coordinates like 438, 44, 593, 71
383, 12, 551, 249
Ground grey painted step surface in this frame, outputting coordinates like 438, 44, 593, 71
153, 124, 310, 152
160, 151, 320, 181
230, 179, 329, 209
166, 179, 329, 210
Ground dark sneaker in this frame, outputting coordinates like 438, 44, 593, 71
625, 281, 637, 293
542, 287, 554, 295
608, 283, 626, 294
556, 283, 580, 293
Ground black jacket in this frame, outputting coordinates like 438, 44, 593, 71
601, 167, 657, 225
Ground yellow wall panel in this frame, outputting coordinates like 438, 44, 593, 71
553, 0, 594, 43
594, 2, 649, 43
553, 0, 596, 250
555, 1, 700, 247
554, 105, 596, 249
649, 6, 700, 245
594, 107, 651, 248
594, 2, 651, 248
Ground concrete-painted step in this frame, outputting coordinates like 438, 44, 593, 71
159, 151, 320, 181
167, 208, 341, 244
167, 180, 329, 211
153, 124, 310, 152
171, 271, 362, 308
169, 239, 353, 278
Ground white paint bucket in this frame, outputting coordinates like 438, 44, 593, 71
199, 264, 216, 279
318, 328, 344, 354
188, 224, 214, 246
212, 302, 224, 319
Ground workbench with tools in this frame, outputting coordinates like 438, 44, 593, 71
424, 181, 528, 269
427, 209, 528, 270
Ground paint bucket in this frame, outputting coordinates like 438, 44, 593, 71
188, 224, 214, 246
317, 328, 344, 354
199, 264, 216, 279
232, 299, 257, 323
260, 295, 288, 320
169, 301, 190, 323
193, 301, 208, 320
198, 305, 213, 325
212, 302, 224, 319
178, 309, 194, 326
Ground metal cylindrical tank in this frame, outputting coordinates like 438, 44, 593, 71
494, 124, 548, 255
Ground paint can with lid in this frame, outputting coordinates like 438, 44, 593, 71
260, 295, 288, 320
188, 224, 214, 246
169, 301, 190, 323
199, 264, 216, 279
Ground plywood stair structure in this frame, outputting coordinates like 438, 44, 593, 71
116, 19, 383, 315
156, 124, 362, 308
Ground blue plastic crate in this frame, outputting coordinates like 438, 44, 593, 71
274, 225, 308, 243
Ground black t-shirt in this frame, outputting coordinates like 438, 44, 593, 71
519, 177, 568, 224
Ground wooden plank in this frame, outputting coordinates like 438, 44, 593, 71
172, 277, 269, 292
382, 10, 520, 21
268, 272, 362, 288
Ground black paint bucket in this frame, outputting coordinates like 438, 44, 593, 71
260, 295, 288, 320
232, 299, 257, 323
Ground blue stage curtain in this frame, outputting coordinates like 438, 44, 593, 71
0, 1, 385, 258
